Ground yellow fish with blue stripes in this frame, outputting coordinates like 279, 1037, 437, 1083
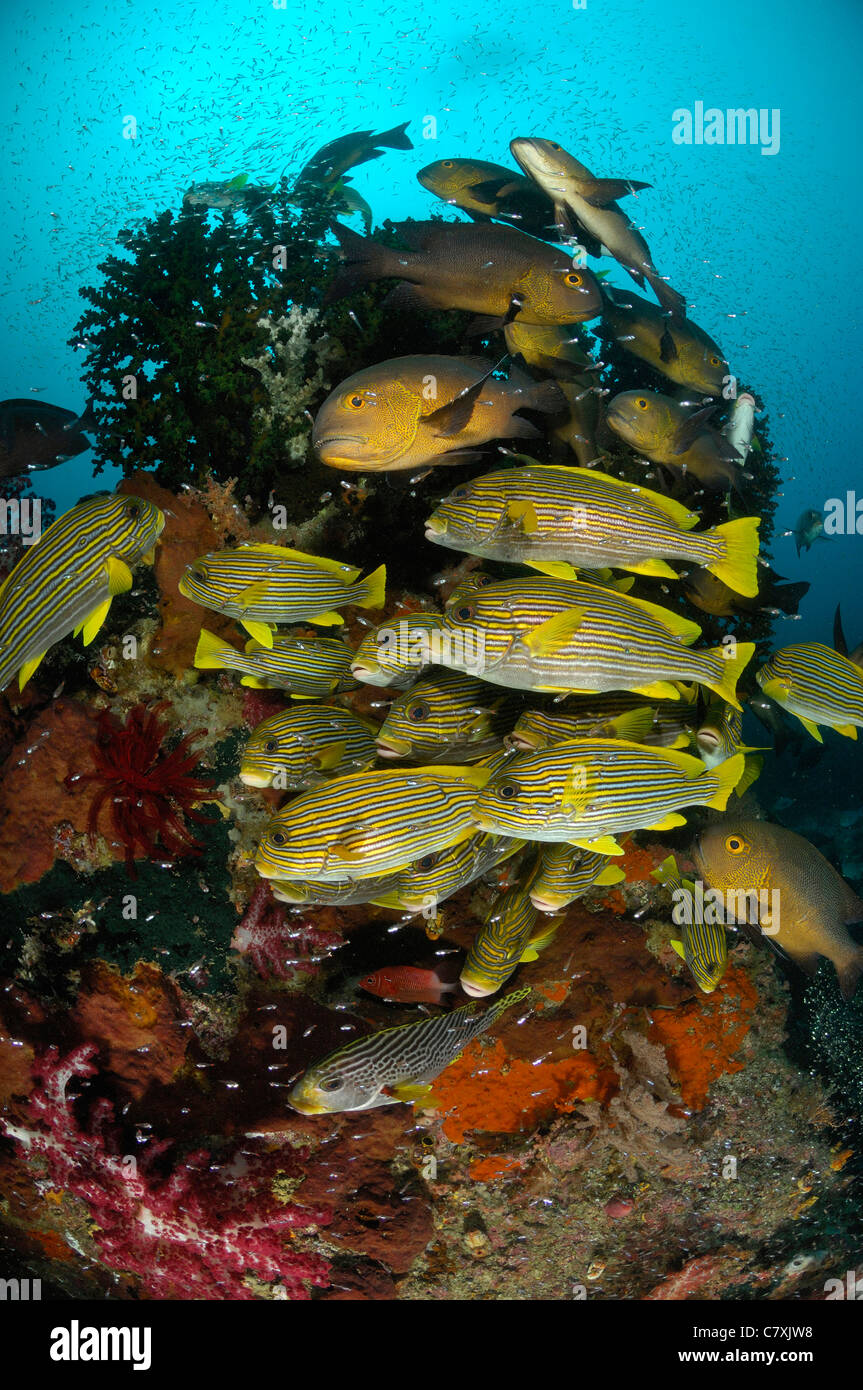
460, 882, 560, 998
288, 985, 531, 1113
652, 854, 728, 993
440, 576, 754, 707
756, 643, 863, 742
473, 737, 745, 854
371, 830, 525, 914
178, 543, 385, 645
509, 695, 696, 753
528, 844, 625, 913
426, 463, 760, 594
695, 698, 763, 796
240, 705, 378, 789
376, 669, 521, 763
255, 764, 490, 883
193, 627, 357, 696
351, 611, 444, 687
0, 492, 164, 693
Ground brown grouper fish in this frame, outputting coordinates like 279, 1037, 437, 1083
693, 820, 863, 1000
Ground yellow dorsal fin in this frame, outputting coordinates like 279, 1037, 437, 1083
240, 544, 361, 581
616, 591, 701, 644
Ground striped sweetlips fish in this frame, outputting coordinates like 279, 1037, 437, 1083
287, 985, 531, 1113
239, 705, 379, 789
371, 828, 526, 913
473, 737, 745, 855
193, 627, 357, 696
528, 843, 625, 912
376, 668, 521, 763
460, 882, 559, 998
0, 492, 164, 693
254, 764, 491, 883
178, 543, 385, 644
757, 643, 863, 741
439, 576, 754, 705
509, 694, 697, 752
426, 463, 760, 595
351, 610, 445, 687
652, 854, 728, 994
269, 871, 404, 907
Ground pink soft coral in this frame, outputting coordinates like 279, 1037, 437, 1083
1, 1044, 331, 1300
231, 883, 341, 980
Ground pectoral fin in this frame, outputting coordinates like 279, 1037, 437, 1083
386, 1081, 435, 1103
242, 620, 276, 647
524, 607, 585, 656
506, 499, 539, 534
81, 598, 112, 646
569, 835, 623, 855
314, 740, 347, 770
106, 555, 133, 595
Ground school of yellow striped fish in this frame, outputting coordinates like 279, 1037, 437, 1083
4, 124, 862, 1116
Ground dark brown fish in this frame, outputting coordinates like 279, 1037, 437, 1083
0, 399, 96, 477
324, 221, 603, 327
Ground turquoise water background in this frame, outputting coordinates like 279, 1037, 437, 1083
2, 0, 862, 647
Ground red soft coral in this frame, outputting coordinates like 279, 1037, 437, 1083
66, 703, 220, 875
231, 883, 341, 980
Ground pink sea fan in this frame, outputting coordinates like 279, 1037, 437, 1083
1, 1044, 331, 1300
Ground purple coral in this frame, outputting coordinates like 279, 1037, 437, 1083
1, 1044, 331, 1300
65, 702, 220, 875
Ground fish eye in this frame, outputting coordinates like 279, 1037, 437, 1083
442, 160, 454, 168
450, 485, 470, 499
417, 852, 439, 871
343, 393, 366, 410
725, 835, 747, 854
408, 700, 430, 722
190, 565, 208, 582
497, 781, 520, 800
270, 831, 287, 846
550, 142, 561, 151
452, 602, 475, 623
564, 271, 583, 286
709, 355, 721, 366
264, 738, 279, 753
319, 1077, 343, 1093
124, 501, 142, 520
635, 397, 649, 410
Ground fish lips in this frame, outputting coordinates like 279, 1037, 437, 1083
375, 736, 412, 758
313, 432, 368, 463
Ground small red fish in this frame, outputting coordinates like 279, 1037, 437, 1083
359, 965, 460, 1005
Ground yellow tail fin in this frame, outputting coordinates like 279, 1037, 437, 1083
704, 751, 746, 811
704, 641, 755, 710
357, 563, 387, 610
194, 627, 237, 669
706, 517, 761, 598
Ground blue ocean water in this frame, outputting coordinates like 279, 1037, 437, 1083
1, 0, 861, 634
